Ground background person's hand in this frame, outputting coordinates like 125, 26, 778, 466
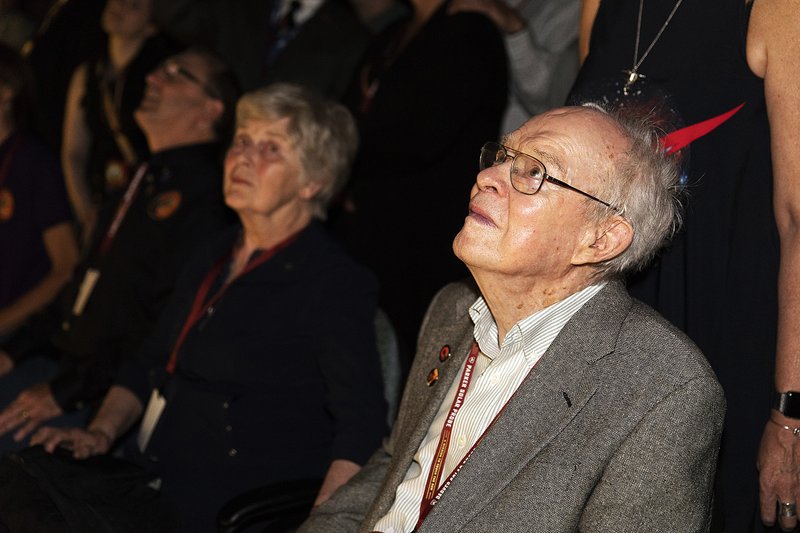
0, 382, 62, 442
31, 425, 112, 459
758, 416, 800, 531
448, 0, 525, 34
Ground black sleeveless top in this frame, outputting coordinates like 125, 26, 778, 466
571, 0, 776, 372
82, 33, 176, 201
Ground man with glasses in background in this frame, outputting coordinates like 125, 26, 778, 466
299, 105, 725, 532
0, 49, 238, 451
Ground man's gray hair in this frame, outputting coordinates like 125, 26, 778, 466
235, 83, 358, 219
584, 103, 684, 280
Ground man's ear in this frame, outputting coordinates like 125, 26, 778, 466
571, 215, 634, 266
201, 99, 224, 127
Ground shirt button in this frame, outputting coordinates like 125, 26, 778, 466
228, 448, 237, 457
222, 401, 229, 409
489, 375, 499, 386
457, 435, 466, 448
224, 425, 232, 432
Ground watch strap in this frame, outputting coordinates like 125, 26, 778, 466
774, 390, 800, 419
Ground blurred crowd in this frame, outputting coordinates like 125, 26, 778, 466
0, 0, 796, 532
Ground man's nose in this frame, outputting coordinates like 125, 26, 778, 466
475, 162, 508, 193
146, 66, 167, 85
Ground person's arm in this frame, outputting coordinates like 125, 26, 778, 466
580, 378, 725, 531
298, 443, 395, 533
449, 0, 580, 116
61, 63, 95, 240
30, 384, 144, 459
748, 0, 800, 530
0, 222, 78, 335
448, 0, 525, 34
315, 268, 387, 491
314, 459, 362, 507
578, 0, 601, 64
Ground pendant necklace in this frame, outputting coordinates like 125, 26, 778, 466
623, 0, 685, 96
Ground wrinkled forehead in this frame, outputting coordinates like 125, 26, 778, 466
507, 107, 630, 178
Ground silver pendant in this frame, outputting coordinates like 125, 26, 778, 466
622, 69, 646, 96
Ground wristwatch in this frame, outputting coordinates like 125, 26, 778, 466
774, 391, 800, 419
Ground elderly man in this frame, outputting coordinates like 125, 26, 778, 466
0, 49, 238, 449
299, 105, 725, 532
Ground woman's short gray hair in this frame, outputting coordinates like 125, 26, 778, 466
583, 103, 685, 280
235, 83, 358, 219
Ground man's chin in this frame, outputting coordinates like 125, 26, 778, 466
452, 228, 474, 265
133, 109, 157, 130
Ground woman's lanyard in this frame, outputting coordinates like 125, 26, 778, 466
414, 341, 530, 530
164, 231, 299, 375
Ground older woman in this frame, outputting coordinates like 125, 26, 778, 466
30, 83, 387, 531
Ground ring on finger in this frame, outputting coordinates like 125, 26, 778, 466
779, 501, 797, 518
20, 410, 29, 419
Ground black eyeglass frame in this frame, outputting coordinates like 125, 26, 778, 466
160, 61, 221, 100
480, 141, 615, 208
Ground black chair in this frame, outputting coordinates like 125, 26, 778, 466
216, 478, 322, 533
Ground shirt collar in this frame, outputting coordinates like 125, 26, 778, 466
469, 283, 606, 369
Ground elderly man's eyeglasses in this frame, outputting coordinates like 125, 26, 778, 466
479, 142, 613, 208
159, 61, 220, 100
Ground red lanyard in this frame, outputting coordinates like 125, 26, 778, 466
98, 162, 149, 256
416, 341, 479, 527
164, 231, 299, 375
415, 341, 531, 529
0, 136, 22, 189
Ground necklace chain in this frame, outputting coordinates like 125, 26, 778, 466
624, 0, 685, 95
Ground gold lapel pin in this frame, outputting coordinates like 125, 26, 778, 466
426, 368, 439, 387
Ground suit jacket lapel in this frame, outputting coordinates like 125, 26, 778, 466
391, 322, 474, 463
365, 283, 478, 524
420, 282, 633, 532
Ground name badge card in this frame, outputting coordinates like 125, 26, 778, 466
137, 389, 166, 452
72, 268, 101, 316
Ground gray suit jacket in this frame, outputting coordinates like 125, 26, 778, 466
299, 280, 725, 532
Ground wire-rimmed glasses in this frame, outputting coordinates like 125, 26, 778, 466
159, 61, 220, 100
479, 141, 614, 208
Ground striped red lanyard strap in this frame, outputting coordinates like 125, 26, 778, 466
164, 231, 299, 375
416, 341, 479, 528
98, 162, 149, 256
415, 341, 531, 529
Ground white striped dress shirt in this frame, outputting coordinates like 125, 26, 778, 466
373, 283, 605, 533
